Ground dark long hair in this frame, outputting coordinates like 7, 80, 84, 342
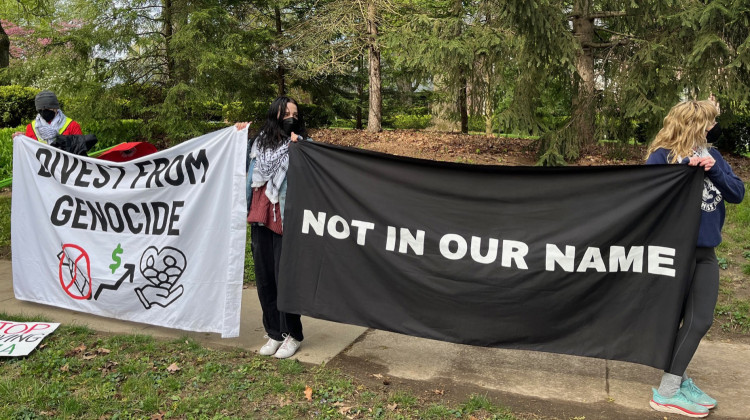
255, 96, 307, 150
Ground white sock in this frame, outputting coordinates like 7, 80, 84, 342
658, 373, 682, 398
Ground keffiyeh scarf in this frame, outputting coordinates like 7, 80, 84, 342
34, 110, 67, 144
250, 137, 290, 204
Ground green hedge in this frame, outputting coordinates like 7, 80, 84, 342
328, 114, 433, 130
391, 114, 432, 130
0, 125, 25, 180
0, 85, 40, 128
329, 118, 357, 129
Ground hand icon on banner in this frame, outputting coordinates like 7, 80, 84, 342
135, 246, 187, 310
136, 284, 185, 309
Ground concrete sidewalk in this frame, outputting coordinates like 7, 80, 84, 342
2, 259, 748, 419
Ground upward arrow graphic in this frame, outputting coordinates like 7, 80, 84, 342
93, 264, 136, 301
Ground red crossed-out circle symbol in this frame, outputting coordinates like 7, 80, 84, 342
58, 244, 92, 300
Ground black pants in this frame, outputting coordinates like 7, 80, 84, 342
667, 247, 719, 375
250, 224, 303, 342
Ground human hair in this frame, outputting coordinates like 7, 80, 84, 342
255, 96, 307, 150
647, 100, 719, 163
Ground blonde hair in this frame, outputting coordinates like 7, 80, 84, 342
647, 100, 719, 163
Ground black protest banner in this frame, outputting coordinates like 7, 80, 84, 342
278, 141, 704, 369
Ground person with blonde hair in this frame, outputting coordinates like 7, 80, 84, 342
646, 99, 744, 418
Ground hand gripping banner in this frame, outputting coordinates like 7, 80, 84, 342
278, 141, 704, 369
12, 127, 247, 338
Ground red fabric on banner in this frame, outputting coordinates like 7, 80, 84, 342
248, 184, 283, 235
97, 142, 157, 162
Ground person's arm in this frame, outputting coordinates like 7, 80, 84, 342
646, 148, 669, 165
706, 149, 745, 204
21, 124, 37, 140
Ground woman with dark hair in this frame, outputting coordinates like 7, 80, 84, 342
240, 96, 307, 359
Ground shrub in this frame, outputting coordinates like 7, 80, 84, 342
299, 103, 334, 128
0, 125, 25, 180
715, 115, 750, 155
329, 118, 357, 129
390, 114, 432, 130
79, 119, 145, 150
468, 115, 487, 132
222, 101, 268, 125
0, 85, 40, 128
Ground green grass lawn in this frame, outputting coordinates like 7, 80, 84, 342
244, 224, 255, 285
714, 183, 750, 333
0, 313, 516, 420
0, 195, 10, 259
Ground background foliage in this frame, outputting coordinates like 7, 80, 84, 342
0, 0, 749, 166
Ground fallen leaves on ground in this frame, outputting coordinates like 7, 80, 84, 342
99, 361, 119, 375
304, 385, 313, 401
166, 363, 180, 373
65, 343, 87, 357
333, 402, 353, 416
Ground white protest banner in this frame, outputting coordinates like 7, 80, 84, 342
0, 320, 60, 356
11, 127, 247, 337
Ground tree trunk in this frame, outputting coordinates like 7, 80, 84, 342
162, 0, 175, 85
356, 74, 364, 130
366, 1, 382, 133
571, 0, 596, 146
0, 21, 9, 69
275, 7, 286, 96
459, 71, 468, 134
454, 0, 468, 134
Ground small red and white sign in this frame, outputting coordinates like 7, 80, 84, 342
0, 320, 60, 357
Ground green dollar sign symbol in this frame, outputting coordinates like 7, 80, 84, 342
109, 244, 123, 274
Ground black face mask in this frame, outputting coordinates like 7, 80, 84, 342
706, 122, 722, 143
40, 109, 56, 123
282, 117, 300, 136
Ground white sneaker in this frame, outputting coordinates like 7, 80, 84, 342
259, 336, 283, 356
274, 334, 301, 359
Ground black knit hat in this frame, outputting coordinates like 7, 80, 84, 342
35, 90, 60, 111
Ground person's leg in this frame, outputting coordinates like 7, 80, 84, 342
251, 224, 283, 341
651, 248, 718, 416
667, 248, 719, 378
273, 233, 303, 342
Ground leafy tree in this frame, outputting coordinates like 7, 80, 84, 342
286, 0, 398, 132
497, 0, 750, 165
3, 0, 279, 140
0, 0, 50, 72
387, 0, 516, 134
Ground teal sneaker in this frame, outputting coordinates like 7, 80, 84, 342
649, 388, 709, 418
681, 379, 717, 409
